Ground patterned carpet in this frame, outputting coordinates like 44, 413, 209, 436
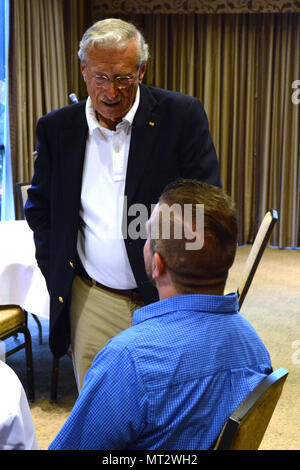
4, 245, 300, 450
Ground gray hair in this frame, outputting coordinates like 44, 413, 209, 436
78, 18, 149, 65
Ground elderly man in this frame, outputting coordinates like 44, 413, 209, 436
48, 179, 272, 450
25, 18, 221, 390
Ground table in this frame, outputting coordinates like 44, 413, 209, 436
0, 220, 50, 319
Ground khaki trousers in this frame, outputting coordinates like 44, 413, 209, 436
70, 275, 144, 391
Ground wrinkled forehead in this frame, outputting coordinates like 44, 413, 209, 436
84, 40, 140, 69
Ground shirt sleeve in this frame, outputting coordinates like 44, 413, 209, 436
48, 339, 147, 450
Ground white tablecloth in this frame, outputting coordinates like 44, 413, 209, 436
0, 220, 50, 319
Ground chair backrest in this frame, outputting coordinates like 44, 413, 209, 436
214, 368, 288, 450
238, 209, 278, 309
16, 182, 31, 220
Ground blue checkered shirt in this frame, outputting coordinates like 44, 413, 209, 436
49, 293, 272, 450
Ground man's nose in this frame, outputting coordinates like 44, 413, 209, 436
104, 80, 119, 100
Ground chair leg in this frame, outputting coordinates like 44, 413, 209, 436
31, 314, 43, 345
23, 326, 35, 402
51, 356, 59, 403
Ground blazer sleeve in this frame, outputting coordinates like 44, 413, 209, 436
24, 116, 52, 286
179, 97, 221, 188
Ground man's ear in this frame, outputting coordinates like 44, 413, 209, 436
138, 61, 147, 84
152, 252, 167, 280
81, 62, 87, 82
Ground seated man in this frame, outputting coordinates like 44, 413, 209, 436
0, 359, 37, 450
49, 179, 272, 450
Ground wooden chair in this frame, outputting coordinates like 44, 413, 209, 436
0, 305, 35, 402
238, 209, 278, 309
214, 368, 288, 450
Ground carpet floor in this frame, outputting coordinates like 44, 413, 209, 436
4, 245, 300, 450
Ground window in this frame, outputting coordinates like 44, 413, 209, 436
0, 2, 5, 213
0, 0, 14, 220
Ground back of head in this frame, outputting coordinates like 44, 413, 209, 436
150, 179, 238, 294
78, 18, 149, 65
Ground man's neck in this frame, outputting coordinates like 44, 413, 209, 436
158, 286, 180, 301
157, 284, 225, 300
96, 111, 121, 131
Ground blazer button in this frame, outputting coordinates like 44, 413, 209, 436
58, 296, 64, 303
69, 261, 74, 268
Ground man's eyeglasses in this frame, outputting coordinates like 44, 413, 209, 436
87, 69, 138, 89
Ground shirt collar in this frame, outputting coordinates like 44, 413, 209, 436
85, 86, 140, 134
133, 292, 239, 326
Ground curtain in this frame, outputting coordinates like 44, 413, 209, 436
9, 0, 68, 216
105, 13, 300, 247
8, 4, 300, 246
63, 0, 91, 102
256, 14, 300, 248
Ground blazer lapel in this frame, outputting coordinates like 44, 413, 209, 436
125, 85, 160, 208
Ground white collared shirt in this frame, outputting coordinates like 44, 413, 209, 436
77, 88, 140, 289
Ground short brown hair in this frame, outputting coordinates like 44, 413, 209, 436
150, 179, 238, 294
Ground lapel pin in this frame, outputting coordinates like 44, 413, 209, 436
149, 121, 155, 126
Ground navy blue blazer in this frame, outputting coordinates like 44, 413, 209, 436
25, 84, 221, 358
